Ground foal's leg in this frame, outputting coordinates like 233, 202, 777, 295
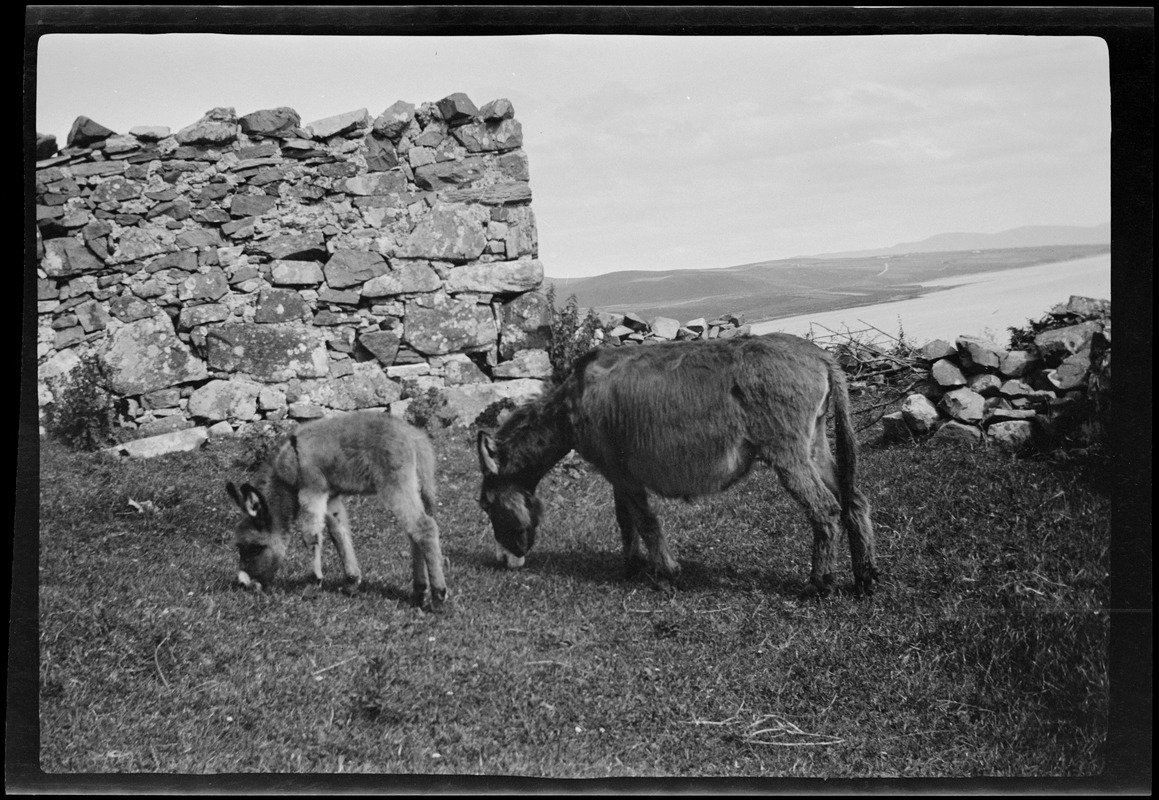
297, 489, 329, 584
616, 486, 680, 582
613, 487, 649, 576
325, 496, 362, 594
389, 478, 448, 610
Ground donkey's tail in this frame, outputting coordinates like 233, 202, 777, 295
827, 359, 859, 510
415, 434, 439, 517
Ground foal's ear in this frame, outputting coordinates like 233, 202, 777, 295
477, 431, 500, 475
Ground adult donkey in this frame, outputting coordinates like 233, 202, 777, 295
477, 333, 879, 597
227, 411, 448, 610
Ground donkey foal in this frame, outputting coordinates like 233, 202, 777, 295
226, 411, 448, 610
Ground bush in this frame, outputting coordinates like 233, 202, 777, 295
545, 285, 606, 384
43, 351, 117, 451
405, 387, 453, 431
234, 420, 294, 473
474, 397, 519, 431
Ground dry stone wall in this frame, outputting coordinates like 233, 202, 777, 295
35, 94, 554, 441
881, 295, 1111, 452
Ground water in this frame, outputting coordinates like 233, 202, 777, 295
750, 254, 1111, 345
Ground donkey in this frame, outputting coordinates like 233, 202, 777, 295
226, 411, 448, 610
477, 333, 879, 597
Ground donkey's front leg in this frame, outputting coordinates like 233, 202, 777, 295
616, 486, 680, 583
298, 489, 329, 584
326, 497, 362, 595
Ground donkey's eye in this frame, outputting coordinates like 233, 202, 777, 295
238, 543, 266, 559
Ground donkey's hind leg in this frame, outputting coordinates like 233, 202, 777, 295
325, 497, 362, 595
774, 452, 843, 598
390, 480, 448, 611
613, 487, 650, 576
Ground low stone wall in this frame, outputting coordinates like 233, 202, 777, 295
593, 311, 751, 344
35, 94, 554, 440
881, 296, 1111, 452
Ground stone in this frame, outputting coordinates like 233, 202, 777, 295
293, 362, 402, 411
955, 335, 1004, 371
1052, 295, 1110, 319
230, 194, 277, 218
271, 261, 325, 286
939, 387, 986, 423
249, 231, 327, 261
441, 354, 489, 385
105, 427, 208, 459
987, 420, 1035, 452
175, 107, 239, 145
255, 288, 313, 324
342, 171, 407, 196
188, 379, 264, 422
499, 291, 553, 359
67, 115, 117, 148
649, 317, 681, 340
404, 296, 497, 356
41, 237, 105, 278
98, 312, 208, 396
362, 262, 442, 296
436, 93, 479, 125
967, 373, 1003, 397
443, 183, 533, 206
306, 108, 370, 139
1050, 352, 1092, 392
413, 156, 488, 190
442, 378, 545, 427
444, 259, 543, 294
492, 349, 551, 380
402, 203, 488, 262
881, 412, 913, 443
1033, 321, 1104, 363
177, 269, 230, 302
452, 118, 524, 152
206, 323, 329, 381
323, 250, 390, 288
72, 301, 109, 336
930, 420, 983, 446
1000, 349, 1038, 378
479, 98, 515, 121
999, 378, 1034, 398
364, 135, 399, 171
930, 358, 967, 388
901, 393, 941, 434
358, 330, 401, 366
373, 101, 416, 140
178, 303, 231, 330
239, 107, 301, 137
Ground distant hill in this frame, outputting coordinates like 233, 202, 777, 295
802, 223, 1111, 260
546, 230, 1111, 324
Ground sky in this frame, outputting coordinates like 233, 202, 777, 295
33, 31, 1111, 280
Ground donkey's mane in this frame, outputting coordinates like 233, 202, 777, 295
494, 375, 577, 480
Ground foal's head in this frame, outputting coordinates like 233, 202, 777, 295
477, 431, 544, 569
226, 482, 288, 590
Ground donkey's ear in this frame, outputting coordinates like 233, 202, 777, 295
477, 431, 500, 476
231, 482, 271, 528
226, 482, 246, 511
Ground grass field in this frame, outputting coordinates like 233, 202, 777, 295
28, 398, 1117, 786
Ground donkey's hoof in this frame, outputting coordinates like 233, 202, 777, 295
426, 588, 449, 613
341, 578, 362, 597
800, 577, 833, 600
